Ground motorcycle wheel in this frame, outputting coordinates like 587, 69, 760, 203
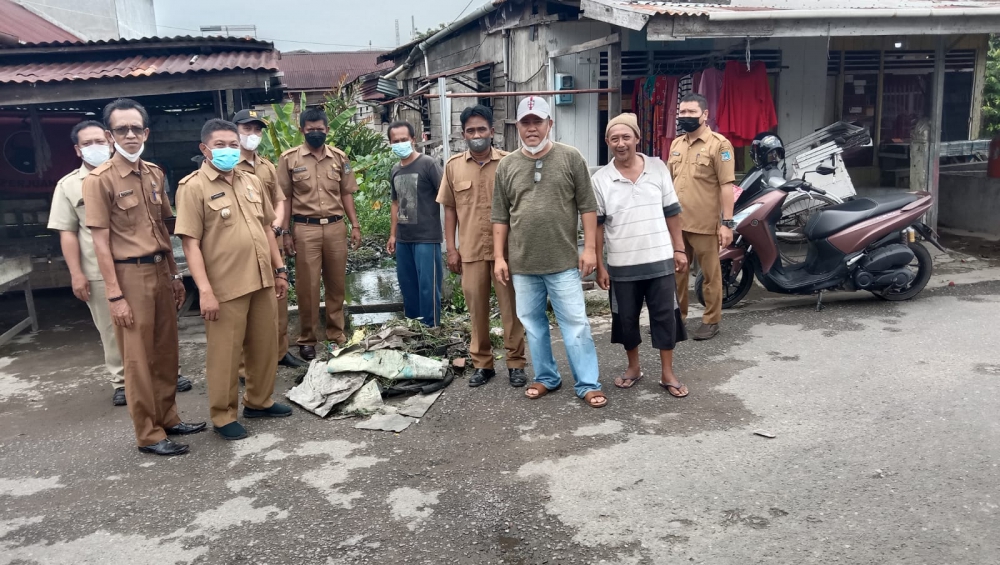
874, 242, 933, 301
696, 259, 754, 309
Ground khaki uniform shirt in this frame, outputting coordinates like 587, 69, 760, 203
276, 144, 358, 218
436, 148, 508, 263
175, 162, 277, 303
83, 153, 174, 261
667, 128, 737, 235
236, 152, 284, 209
48, 164, 102, 281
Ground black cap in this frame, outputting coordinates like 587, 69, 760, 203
232, 109, 269, 127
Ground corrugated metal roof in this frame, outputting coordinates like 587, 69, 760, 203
0, 47, 278, 85
0, 0, 80, 43
279, 51, 392, 91
610, 0, 1000, 16
0, 35, 273, 51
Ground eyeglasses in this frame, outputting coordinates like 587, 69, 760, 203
111, 126, 144, 137
533, 159, 543, 183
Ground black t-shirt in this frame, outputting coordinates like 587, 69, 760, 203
390, 154, 443, 243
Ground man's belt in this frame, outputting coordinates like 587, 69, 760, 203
114, 253, 166, 265
293, 215, 343, 225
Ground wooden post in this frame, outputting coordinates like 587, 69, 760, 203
926, 36, 946, 231
835, 50, 845, 121
873, 50, 885, 169
224, 89, 235, 119
438, 76, 450, 162
969, 34, 989, 140
608, 39, 622, 117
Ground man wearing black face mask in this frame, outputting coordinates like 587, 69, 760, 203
436, 104, 526, 388
666, 93, 736, 341
276, 107, 362, 361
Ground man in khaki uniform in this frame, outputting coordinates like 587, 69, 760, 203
667, 93, 737, 341
176, 119, 292, 441
84, 98, 205, 457
437, 104, 526, 388
277, 107, 362, 361
233, 109, 306, 370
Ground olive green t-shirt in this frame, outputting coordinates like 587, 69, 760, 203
491, 142, 597, 275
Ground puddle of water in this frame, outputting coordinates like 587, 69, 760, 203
344, 261, 402, 326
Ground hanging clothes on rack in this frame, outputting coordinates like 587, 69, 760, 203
697, 67, 724, 132
633, 77, 658, 155
654, 75, 678, 159
717, 60, 777, 147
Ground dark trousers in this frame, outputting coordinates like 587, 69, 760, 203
610, 274, 687, 351
396, 242, 443, 327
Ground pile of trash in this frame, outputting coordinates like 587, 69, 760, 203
286, 325, 466, 432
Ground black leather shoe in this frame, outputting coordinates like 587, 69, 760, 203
214, 421, 248, 441
176, 375, 193, 393
138, 439, 189, 456
469, 368, 496, 387
165, 421, 207, 436
509, 368, 528, 388
112, 388, 126, 406
278, 352, 308, 368
243, 403, 293, 418
299, 345, 316, 361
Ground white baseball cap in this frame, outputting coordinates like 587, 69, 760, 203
516, 96, 551, 121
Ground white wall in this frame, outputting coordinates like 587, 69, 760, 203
760, 37, 831, 142
13, 0, 155, 40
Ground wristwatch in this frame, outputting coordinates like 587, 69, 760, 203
272, 225, 283, 238
721, 219, 737, 229
274, 266, 289, 275
171, 274, 183, 281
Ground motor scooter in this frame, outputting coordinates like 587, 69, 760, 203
695, 166, 946, 310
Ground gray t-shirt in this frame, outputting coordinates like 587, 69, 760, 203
391, 154, 443, 243
491, 142, 598, 275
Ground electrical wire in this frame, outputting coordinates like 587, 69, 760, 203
155, 24, 392, 50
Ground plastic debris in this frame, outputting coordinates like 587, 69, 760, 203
327, 349, 447, 381
355, 413, 418, 433
753, 430, 777, 439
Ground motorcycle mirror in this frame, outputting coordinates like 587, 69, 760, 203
816, 165, 836, 175
767, 176, 786, 188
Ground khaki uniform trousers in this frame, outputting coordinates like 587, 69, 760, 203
675, 231, 723, 325
294, 221, 348, 346
114, 261, 181, 446
85, 279, 125, 389
205, 287, 279, 428
239, 291, 288, 375
461, 260, 526, 370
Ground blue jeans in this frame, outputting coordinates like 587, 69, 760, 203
396, 242, 443, 327
513, 268, 601, 397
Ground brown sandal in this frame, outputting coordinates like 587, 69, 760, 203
614, 372, 644, 389
659, 381, 689, 398
525, 382, 561, 399
583, 390, 607, 408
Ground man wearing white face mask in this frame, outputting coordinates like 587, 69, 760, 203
48, 120, 126, 402
492, 96, 606, 408
232, 109, 305, 370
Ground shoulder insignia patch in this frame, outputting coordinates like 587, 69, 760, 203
720, 150, 733, 162
178, 171, 198, 185
343, 162, 352, 174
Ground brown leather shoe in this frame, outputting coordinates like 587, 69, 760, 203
299, 345, 316, 361
692, 323, 719, 341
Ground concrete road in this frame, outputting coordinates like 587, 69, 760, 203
1, 271, 999, 564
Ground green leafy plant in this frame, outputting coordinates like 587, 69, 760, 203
983, 35, 1000, 136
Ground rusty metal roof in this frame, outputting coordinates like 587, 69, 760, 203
605, 0, 1000, 16
0, 36, 279, 86
279, 51, 391, 91
0, 0, 80, 43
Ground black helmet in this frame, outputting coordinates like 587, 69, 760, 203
751, 133, 785, 168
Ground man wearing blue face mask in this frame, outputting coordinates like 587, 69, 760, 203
176, 119, 292, 442
387, 120, 444, 327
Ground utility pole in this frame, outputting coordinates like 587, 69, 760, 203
411, 16, 417, 40
395, 19, 400, 47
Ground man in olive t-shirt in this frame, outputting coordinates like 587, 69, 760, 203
492, 96, 606, 408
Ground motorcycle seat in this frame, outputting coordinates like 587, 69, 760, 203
803, 194, 920, 240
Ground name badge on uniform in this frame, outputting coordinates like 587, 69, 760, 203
210, 192, 225, 200
247, 186, 255, 200
292, 166, 308, 173
118, 189, 134, 198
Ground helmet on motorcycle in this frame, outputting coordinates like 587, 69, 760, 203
751, 133, 785, 168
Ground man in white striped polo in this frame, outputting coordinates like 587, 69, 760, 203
593, 113, 690, 398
